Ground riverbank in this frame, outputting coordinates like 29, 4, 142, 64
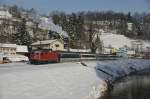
83, 59, 150, 99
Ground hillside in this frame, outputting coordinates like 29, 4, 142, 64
0, 5, 150, 52
100, 32, 150, 51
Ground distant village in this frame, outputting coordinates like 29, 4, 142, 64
0, 5, 150, 63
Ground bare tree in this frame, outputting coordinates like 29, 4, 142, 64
87, 22, 103, 53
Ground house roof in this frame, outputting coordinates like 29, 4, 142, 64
31, 39, 62, 46
0, 43, 17, 48
0, 43, 28, 52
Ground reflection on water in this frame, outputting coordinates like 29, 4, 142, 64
103, 73, 150, 99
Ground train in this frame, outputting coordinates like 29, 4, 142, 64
29, 50, 60, 64
28, 49, 82, 64
27, 49, 118, 65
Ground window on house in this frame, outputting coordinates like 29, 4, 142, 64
55, 44, 59, 47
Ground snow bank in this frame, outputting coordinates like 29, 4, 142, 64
84, 59, 150, 82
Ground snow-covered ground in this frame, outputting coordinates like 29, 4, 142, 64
0, 59, 150, 99
0, 62, 106, 99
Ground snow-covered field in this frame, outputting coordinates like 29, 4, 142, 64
0, 62, 106, 99
0, 59, 150, 99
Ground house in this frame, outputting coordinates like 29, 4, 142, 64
131, 40, 143, 52
116, 48, 127, 57
127, 22, 133, 31
127, 50, 136, 58
0, 43, 28, 55
31, 39, 64, 51
0, 43, 29, 62
0, 43, 17, 55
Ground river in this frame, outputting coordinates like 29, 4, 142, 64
102, 70, 150, 99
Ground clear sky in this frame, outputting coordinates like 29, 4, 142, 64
0, 0, 150, 14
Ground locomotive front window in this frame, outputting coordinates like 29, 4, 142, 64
45, 52, 48, 55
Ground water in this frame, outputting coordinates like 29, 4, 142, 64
102, 72, 150, 99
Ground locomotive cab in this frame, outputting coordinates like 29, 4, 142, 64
29, 50, 60, 64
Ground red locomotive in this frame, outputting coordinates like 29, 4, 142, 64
29, 50, 60, 64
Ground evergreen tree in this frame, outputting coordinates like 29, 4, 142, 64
95, 34, 103, 53
12, 18, 31, 47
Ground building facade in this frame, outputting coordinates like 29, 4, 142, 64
0, 43, 28, 55
0, 44, 16, 55
31, 39, 64, 51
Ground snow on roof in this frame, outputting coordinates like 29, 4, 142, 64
16, 45, 28, 53
0, 43, 17, 48
31, 39, 61, 46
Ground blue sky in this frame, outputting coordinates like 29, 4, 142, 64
1, 0, 150, 14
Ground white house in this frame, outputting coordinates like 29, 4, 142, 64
0, 7, 12, 19
127, 22, 133, 31
0, 43, 28, 55
0, 43, 29, 62
0, 43, 17, 55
